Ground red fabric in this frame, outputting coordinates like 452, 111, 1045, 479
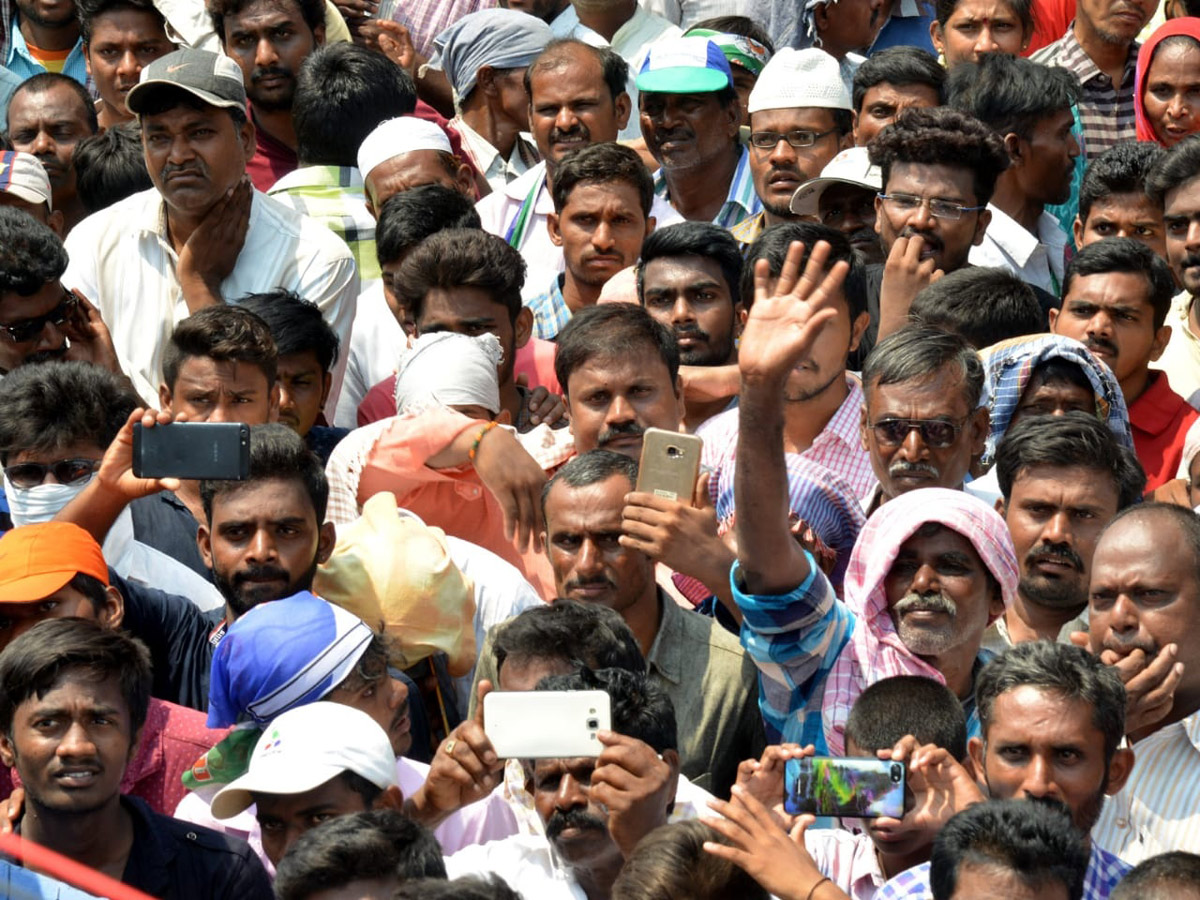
1, 698, 228, 816
357, 338, 562, 426
1129, 370, 1200, 490
1025, 0, 1075, 55
1134, 18, 1200, 145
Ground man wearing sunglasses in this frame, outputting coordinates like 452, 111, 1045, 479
732, 47, 853, 247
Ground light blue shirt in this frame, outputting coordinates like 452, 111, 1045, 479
5, 16, 88, 86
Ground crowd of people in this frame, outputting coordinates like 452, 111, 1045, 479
1, 0, 1200, 896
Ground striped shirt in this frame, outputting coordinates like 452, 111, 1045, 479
1092, 710, 1200, 864
1031, 25, 1138, 160
526, 275, 572, 341
874, 843, 1131, 900
393, 0, 495, 58
653, 145, 762, 231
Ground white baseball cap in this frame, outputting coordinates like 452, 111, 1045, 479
747, 47, 851, 114
210, 702, 398, 820
789, 147, 882, 217
0, 151, 52, 210
357, 116, 453, 179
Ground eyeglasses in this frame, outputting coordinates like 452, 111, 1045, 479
876, 193, 985, 221
4, 457, 100, 489
749, 128, 838, 150
869, 418, 965, 449
0, 289, 76, 344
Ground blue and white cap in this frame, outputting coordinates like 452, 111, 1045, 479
635, 36, 733, 94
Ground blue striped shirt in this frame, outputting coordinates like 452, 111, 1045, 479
653, 145, 762, 231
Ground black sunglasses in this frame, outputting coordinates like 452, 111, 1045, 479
869, 418, 965, 449
4, 457, 100, 489
0, 289, 76, 344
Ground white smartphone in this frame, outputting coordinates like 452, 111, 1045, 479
483, 690, 612, 759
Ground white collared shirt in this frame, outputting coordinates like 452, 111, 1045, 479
334, 280, 408, 428
1150, 290, 1200, 410
63, 188, 358, 412
969, 204, 1069, 296
452, 116, 538, 196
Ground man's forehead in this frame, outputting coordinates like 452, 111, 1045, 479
569, 350, 672, 387
895, 522, 978, 558
19, 668, 127, 712
643, 254, 726, 289
546, 474, 629, 516
10, 86, 89, 122
1164, 175, 1200, 213
211, 477, 317, 519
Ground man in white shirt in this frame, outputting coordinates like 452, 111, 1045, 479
62, 48, 357, 411
950, 53, 1079, 297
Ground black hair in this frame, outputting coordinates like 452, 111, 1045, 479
686, 15, 776, 54
0, 618, 152, 740
1078, 141, 1165, 223
210, 0, 324, 42
542, 449, 639, 520
161, 304, 278, 390
76, 0, 166, 45
740, 222, 867, 319
132, 86, 247, 130
869, 106, 1010, 208
0, 207, 68, 297
908, 267, 1044, 349
69, 572, 114, 615
612, 821, 771, 900
10, 73, 99, 135
0, 361, 141, 465
976, 640, 1126, 764
995, 410, 1146, 509
947, 54, 1079, 141
72, 121, 154, 213
550, 141, 654, 216
852, 46, 946, 113
930, 799, 1088, 900
845, 675, 968, 761
492, 600, 646, 676
935, 0, 1033, 30
538, 666, 677, 754
293, 43, 417, 167
1110, 851, 1200, 900
273, 809, 446, 900
524, 39, 628, 105
555, 304, 679, 395
397, 228, 524, 326
393, 876, 521, 900
862, 324, 985, 410
1062, 236, 1176, 330
200, 422, 328, 522
375, 186, 481, 267
239, 289, 339, 374
1102, 501, 1200, 575
1147, 133, 1200, 204
638, 221, 744, 308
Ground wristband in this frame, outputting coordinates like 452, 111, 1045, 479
468, 421, 499, 462
806, 877, 831, 900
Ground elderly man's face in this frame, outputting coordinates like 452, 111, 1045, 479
883, 522, 1003, 658
141, 102, 252, 218
529, 754, 621, 871
861, 363, 989, 502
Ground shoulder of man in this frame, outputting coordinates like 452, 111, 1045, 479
250, 189, 355, 262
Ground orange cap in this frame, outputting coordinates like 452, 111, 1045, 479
0, 522, 109, 603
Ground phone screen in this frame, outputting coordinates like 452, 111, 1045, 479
783, 757, 906, 819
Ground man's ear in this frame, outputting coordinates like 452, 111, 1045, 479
478, 65, 498, 97
313, 22, 325, 46
1048, 306, 1060, 332
268, 381, 281, 422
0, 732, 15, 768
320, 371, 333, 408
47, 209, 65, 237
1072, 214, 1085, 251
1150, 324, 1172, 362
1105, 747, 1135, 796
995, 497, 1006, 516
615, 92, 632, 131
515, 306, 534, 350
455, 163, 475, 198
159, 383, 173, 412
374, 784, 405, 811
848, 311, 870, 353
972, 207, 992, 246
1003, 132, 1023, 166
547, 212, 564, 248
240, 117, 256, 164
860, 403, 871, 452
198, 521, 214, 569
968, 405, 990, 458
662, 748, 681, 816
316, 520, 336, 565
851, 109, 861, 145
100, 584, 125, 630
967, 736, 987, 790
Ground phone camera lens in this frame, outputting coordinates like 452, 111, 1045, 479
891, 764, 902, 782
666, 446, 681, 458
587, 718, 599, 729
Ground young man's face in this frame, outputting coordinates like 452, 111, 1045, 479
327, 671, 413, 758
414, 286, 531, 389
1162, 175, 1200, 295
748, 106, 845, 218
85, 8, 175, 121
853, 81, 941, 147
640, 254, 739, 367
565, 350, 683, 458
199, 477, 334, 618
1073, 191, 1166, 258
0, 579, 122, 652
550, 181, 651, 289
276, 350, 331, 438
221, 0, 323, 112
0, 281, 71, 371
161, 355, 279, 424
255, 775, 375, 866
0, 670, 136, 815
528, 49, 629, 168
875, 162, 990, 273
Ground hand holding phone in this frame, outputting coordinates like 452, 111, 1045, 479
636, 428, 702, 503
132, 422, 250, 480
783, 756, 906, 819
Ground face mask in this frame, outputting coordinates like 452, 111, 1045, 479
4, 476, 89, 528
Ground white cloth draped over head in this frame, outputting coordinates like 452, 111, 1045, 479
428, 8, 553, 105
393, 331, 503, 416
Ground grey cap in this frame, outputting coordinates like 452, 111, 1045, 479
126, 48, 247, 115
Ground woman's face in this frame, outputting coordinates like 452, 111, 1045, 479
1143, 37, 1200, 147
932, 0, 1030, 67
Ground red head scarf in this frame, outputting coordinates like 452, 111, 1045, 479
1135, 17, 1200, 144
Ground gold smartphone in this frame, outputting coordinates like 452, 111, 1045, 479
636, 428, 703, 503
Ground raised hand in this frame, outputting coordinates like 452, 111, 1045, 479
590, 731, 676, 859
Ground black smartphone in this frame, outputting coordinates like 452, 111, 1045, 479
132, 423, 250, 480
784, 756, 906, 819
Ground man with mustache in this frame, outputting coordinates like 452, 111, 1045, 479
733, 240, 1015, 749
1050, 237, 1195, 490
730, 47, 853, 247
538, 449, 763, 797
531, 142, 656, 340
874, 641, 1134, 900
987, 412, 1145, 652
637, 36, 761, 229
948, 54, 1080, 297
1085, 502, 1200, 860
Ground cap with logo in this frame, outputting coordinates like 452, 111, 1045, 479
789, 146, 882, 217
126, 48, 247, 116
685, 28, 772, 77
209, 702, 398, 820
747, 48, 852, 115
636, 36, 733, 94
0, 522, 108, 603
0, 151, 53, 210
